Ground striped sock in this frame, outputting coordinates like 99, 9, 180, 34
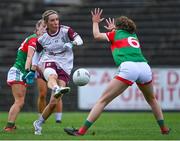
78, 120, 93, 135
6, 122, 15, 128
157, 120, 165, 128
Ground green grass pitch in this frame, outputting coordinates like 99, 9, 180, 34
0, 112, 179, 140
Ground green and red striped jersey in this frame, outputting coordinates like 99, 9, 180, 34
106, 30, 147, 66
13, 34, 37, 73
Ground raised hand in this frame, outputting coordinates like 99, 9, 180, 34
91, 8, 104, 23
104, 18, 116, 31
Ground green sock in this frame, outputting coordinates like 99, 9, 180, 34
79, 120, 93, 134
84, 120, 93, 128
6, 122, 15, 128
157, 120, 164, 127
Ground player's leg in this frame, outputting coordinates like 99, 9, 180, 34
33, 94, 59, 135
136, 62, 170, 134
40, 94, 60, 120
54, 69, 70, 123
40, 79, 66, 121
37, 76, 63, 123
43, 67, 70, 98
55, 99, 63, 123
37, 78, 47, 115
76, 62, 138, 135
64, 79, 129, 136
137, 83, 170, 134
4, 84, 26, 131
64, 62, 138, 136
33, 75, 67, 135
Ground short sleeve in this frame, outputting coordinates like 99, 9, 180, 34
28, 37, 37, 50
36, 41, 43, 53
106, 31, 115, 42
68, 27, 78, 41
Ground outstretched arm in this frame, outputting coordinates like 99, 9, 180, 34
91, 8, 107, 41
104, 18, 116, 31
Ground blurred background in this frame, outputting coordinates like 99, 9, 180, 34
0, 0, 180, 112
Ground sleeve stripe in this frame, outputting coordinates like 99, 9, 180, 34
29, 46, 36, 50
105, 33, 110, 42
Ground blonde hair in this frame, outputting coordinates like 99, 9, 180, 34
34, 19, 44, 33
42, 10, 59, 23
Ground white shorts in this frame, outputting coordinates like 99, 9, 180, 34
115, 62, 152, 85
7, 67, 26, 86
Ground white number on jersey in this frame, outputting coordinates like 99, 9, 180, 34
127, 37, 140, 48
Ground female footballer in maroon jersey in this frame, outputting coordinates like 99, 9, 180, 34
29, 10, 83, 135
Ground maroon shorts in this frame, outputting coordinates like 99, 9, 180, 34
37, 62, 70, 85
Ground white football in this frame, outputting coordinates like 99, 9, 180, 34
73, 68, 90, 86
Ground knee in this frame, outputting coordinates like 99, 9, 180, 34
39, 92, 46, 100
49, 99, 57, 109
14, 99, 25, 109
98, 97, 106, 104
44, 68, 57, 81
98, 93, 110, 105
146, 95, 156, 105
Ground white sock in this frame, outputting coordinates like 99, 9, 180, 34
53, 85, 60, 89
52, 85, 60, 93
55, 112, 62, 121
38, 115, 45, 126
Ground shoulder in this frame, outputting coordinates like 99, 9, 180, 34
61, 25, 71, 29
26, 34, 37, 44
106, 31, 116, 41
28, 33, 37, 38
60, 25, 74, 32
106, 31, 116, 36
27, 34, 37, 41
38, 32, 48, 43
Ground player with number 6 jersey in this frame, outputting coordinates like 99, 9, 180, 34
64, 8, 170, 136
106, 29, 147, 66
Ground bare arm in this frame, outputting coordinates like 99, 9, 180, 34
91, 8, 107, 41
25, 47, 35, 70
31, 51, 41, 71
104, 18, 116, 32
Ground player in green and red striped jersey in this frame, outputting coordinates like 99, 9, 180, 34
64, 8, 170, 136
4, 19, 46, 132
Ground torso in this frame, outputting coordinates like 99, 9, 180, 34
106, 30, 147, 66
37, 25, 77, 75
13, 34, 37, 73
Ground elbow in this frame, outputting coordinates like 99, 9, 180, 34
93, 32, 103, 40
94, 35, 101, 40
73, 35, 83, 46
78, 38, 83, 45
